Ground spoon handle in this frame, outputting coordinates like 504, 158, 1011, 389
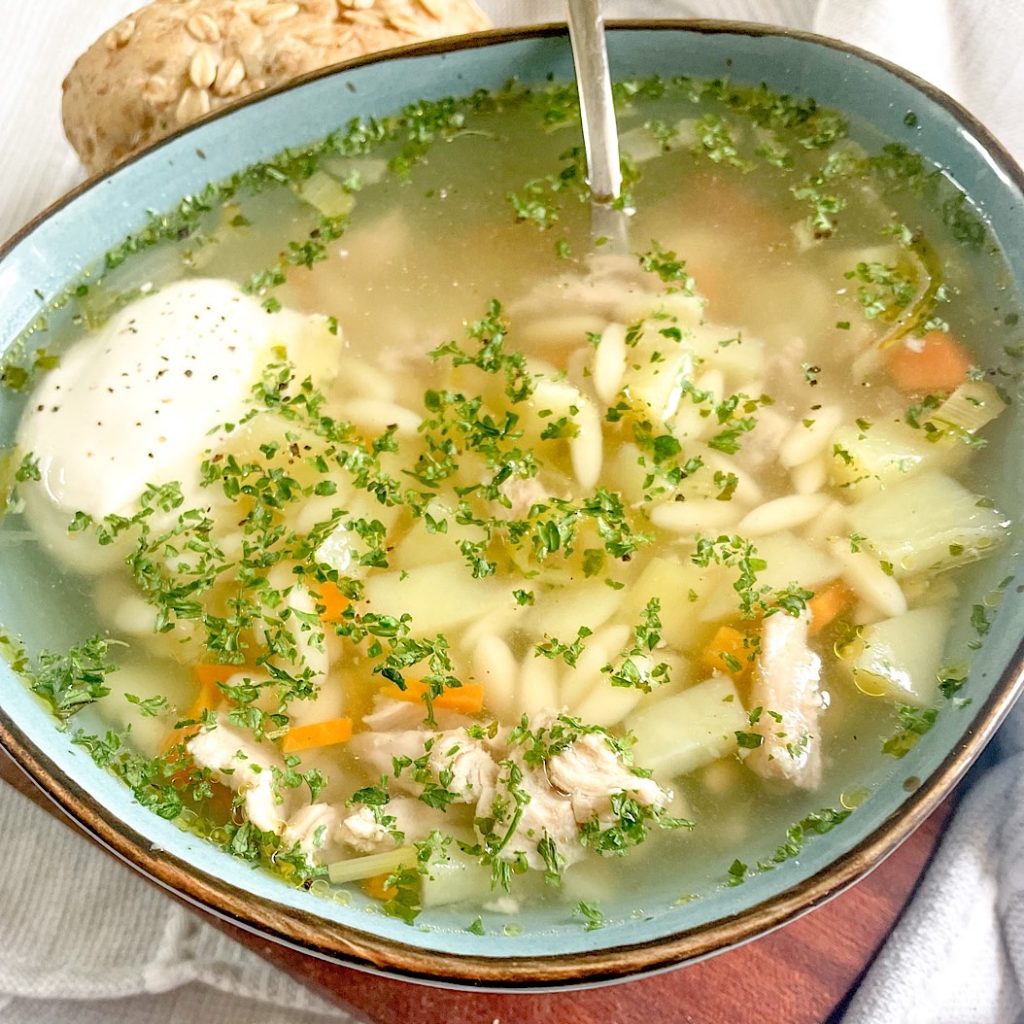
565, 0, 622, 205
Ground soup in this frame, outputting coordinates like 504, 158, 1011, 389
1, 74, 1017, 929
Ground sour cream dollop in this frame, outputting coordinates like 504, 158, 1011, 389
18, 278, 337, 570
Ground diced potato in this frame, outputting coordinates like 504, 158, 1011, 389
525, 579, 622, 641
617, 119, 697, 165
626, 675, 748, 779
925, 379, 1006, 438
671, 370, 722, 442
617, 555, 718, 650
528, 377, 583, 429
311, 490, 404, 576
421, 848, 492, 908
574, 650, 690, 726
686, 323, 766, 384
619, 124, 668, 164
700, 532, 840, 623
842, 605, 951, 706
828, 419, 947, 496
572, 677, 643, 728
363, 561, 506, 636
631, 655, 695, 712
391, 502, 488, 571
845, 471, 1010, 577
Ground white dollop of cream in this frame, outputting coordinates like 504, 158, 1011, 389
18, 277, 338, 571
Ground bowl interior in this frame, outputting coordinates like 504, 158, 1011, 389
0, 23, 1023, 984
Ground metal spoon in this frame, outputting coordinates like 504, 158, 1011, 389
565, 0, 629, 253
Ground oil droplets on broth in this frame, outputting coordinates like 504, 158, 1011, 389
0, 75, 1017, 928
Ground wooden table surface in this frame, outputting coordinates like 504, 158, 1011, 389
0, 746, 952, 1024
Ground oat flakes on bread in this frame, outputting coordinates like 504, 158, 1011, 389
62, 0, 491, 174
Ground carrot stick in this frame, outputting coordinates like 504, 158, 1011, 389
808, 580, 856, 636
281, 716, 353, 755
160, 670, 226, 754
362, 873, 397, 902
379, 680, 485, 715
318, 581, 349, 623
701, 626, 756, 681
886, 331, 972, 393
192, 664, 243, 688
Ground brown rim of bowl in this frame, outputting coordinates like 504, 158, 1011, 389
1, 19, 1023, 991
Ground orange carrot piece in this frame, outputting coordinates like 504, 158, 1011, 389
701, 626, 755, 680
379, 680, 485, 715
281, 716, 353, 755
160, 669, 229, 754
318, 581, 349, 623
886, 331, 972, 393
192, 664, 242, 688
362, 873, 397, 902
808, 580, 856, 636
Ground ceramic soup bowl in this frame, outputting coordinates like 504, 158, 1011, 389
0, 21, 1022, 989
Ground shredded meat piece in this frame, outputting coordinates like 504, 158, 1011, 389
281, 803, 339, 863
361, 697, 426, 733
336, 805, 392, 854
187, 723, 288, 833
547, 732, 668, 825
746, 609, 824, 789
361, 695, 471, 733
336, 797, 450, 854
347, 705, 675, 875
476, 754, 585, 871
348, 722, 497, 805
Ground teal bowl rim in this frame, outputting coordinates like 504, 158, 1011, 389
0, 19, 1023, 990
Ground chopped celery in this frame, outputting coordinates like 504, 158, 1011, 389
327, 846, 417, 886
925, 379, 1006, 439
846, 471, 1010, 577
618, 555, 717, 649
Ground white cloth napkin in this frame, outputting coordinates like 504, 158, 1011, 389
1, 3, 1022, 1023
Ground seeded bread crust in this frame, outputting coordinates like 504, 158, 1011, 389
62, 0, 491, 174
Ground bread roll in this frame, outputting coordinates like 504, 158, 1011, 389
62, 0, 491, 174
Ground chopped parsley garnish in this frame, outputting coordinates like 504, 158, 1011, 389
882, 704, 939, 758
535, 626, 593, 668
574, 900, 605, 931
29, 635, 116, 722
